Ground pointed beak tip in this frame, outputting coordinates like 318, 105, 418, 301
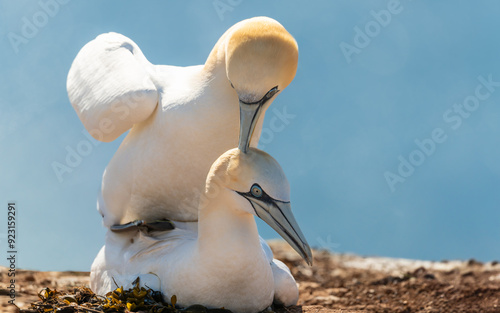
249, 197, 313, 266
304, 247, 313, 266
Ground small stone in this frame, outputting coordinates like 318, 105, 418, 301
488, 274, 500, 281
298, 267, 313, 277
424, 273, 436, 280
467, 259, 483, 266
313, 295, 341, 305
25, 275, 36, 282
330, 287, 349, 296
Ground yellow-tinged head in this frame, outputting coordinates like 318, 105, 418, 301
205, 17, 299, 152
224, 17, 298, 103
204, 148, 312, 265
206, 148, 289, 202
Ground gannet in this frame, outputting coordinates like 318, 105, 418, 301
91, 148, 312, 312
66, 17, 299, 226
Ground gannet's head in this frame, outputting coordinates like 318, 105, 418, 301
224, 17, 298, 153
225, 17, 298, 103
206, 148, 312, 265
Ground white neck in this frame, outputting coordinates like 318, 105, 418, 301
203, 30, 227, 75
196, 188, 264, 264
183, 186, 274, 311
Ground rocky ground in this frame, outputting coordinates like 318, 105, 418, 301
2, 241, 500, 313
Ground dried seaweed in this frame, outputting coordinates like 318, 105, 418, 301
21, 281, 233, 313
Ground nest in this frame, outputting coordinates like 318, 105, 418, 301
20, 281, 233, 313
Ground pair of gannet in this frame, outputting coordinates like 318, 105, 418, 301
91, 147, 311, 312
67, 16, 312, 312
67, 16, 298, 226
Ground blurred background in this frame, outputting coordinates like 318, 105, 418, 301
1, 0, 499, 271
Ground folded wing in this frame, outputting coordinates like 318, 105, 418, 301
67, 32, 159, 142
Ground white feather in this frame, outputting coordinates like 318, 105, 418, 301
67, 33, 158, 142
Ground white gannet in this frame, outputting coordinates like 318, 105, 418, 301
66, 17, 299, 227
91, 147, 312, 312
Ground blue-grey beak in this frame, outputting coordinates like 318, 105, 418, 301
238, 190, 313, 266
238, 86, 279, 153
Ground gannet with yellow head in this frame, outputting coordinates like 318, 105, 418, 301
67, 17, 298, 227
91, 147, 312, 312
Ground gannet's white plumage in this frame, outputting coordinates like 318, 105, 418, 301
91, 148, 311, 312
67, 17, 299, 226
70, 17, 311, 311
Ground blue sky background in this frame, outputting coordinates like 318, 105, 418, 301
1, 0, 500, 271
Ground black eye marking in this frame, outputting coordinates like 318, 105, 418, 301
235, 184, 290, 218
236, 183, 275, 204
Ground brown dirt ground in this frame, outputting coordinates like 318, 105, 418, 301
2, 241, 500, 313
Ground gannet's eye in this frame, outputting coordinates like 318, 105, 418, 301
264, 86, 279, 100
269, 86, 278, 93
251, 184, 263, 198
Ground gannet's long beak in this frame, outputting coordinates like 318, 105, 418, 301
244, 196, 313, 265
238, 87, 280, 153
